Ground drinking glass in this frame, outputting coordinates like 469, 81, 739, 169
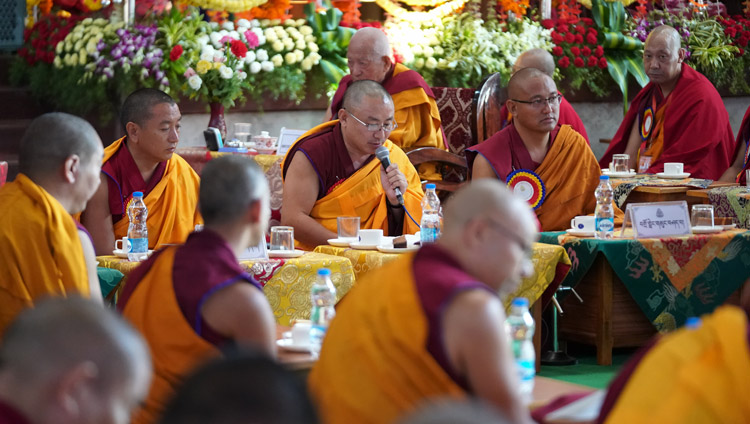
337, 216, 360, 241
234, 123, 252, 145
691, 204, 714, 228
745, 169, 750, 193
612, 154, 629, 173
270, 226, 295, 251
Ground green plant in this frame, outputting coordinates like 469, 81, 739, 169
305, 1, 355, 91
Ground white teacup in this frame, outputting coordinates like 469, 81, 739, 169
291, 320, 311, 346
114, 237, 131, 253
663, 162, 684, 175
359, 229, 383, 245
571, 216, 595, 231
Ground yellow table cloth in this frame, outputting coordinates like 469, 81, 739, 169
97, 252, 355, 326
313, 243, 571, 309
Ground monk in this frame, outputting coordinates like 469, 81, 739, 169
80, 88, 202, 255
597, 279, 750, 423
466, 68, 601, 231
0, 113, 103, 337
282, 80, 423, 250
599, 25, 734, 179
0, 297, 152, 424
326, 27, 445, 153
118, 156, 277, 424
308, 180, 537, 424
497, 48, 589, 144
718, 105, 750, 183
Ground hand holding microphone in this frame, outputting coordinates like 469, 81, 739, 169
375, 146, 406, 206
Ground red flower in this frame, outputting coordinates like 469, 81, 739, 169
575, 25, 586, 34
542, 19, 555, 29
564, 32, 575, 43
586, 33, 598, 44
588, 27, 598, 36
46, 51, 55, 63
551, 31, 564, 44
552, 46, 564, 56
587, 55, 598, 67
598, 57, 608, 69
169, 44, 183, 61
738, 47, 745, 56
558, 57, 571, 68
557, 24, 569, 33
230, 39, 248, 58
725, 27, 738, 37
595, 45, 604, 57
393, 51, 404, 63
582, 46, 591, 56
571, 46, 580, 56
575, 34, 584, 43
739, 37, 749, 47
581, 17, 594, 26
574, 57, 585, 67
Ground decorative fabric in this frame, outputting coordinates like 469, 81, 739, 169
544, 229, 750, 332
705, 186, 750, 229
432, 86, 475, 155
0, 161, 7, 188
609, 175, 712, 209
732, 106, 750, 184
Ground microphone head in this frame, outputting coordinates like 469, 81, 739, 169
375, 146, 390, 161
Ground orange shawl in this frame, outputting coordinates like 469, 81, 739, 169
388, 64, 445, 152
605, 306, 750, 423
308, 254, 466, 424
104, 137, 202, 249
0, 174, 89, 336
121, 247, 220, 424
282, 122, 424, 251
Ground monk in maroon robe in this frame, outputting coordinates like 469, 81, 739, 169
718, 105, 750, 183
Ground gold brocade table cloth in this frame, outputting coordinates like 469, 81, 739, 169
313, 243, 572, 310
97, 252, 355, 326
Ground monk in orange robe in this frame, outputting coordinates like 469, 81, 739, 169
118, 156, 276, 424
283, 80, 424, 250
467, 68, 603, 231
600, 26, 734, 180
0, 113, 103, 336
497, 48, 589, 144
80, 88, 202, 255
309, 180, 536, 424
718, 104, 750, 183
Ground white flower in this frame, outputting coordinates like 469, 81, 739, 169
304, 34, 315, 43
74, 39, 83, 51
250, 61, 261, 73
296, 18, 306, 26
295, 39, 306, 50
308, 42, 319, 53
213, 50, 225, 61
55, 42, 63, 54
414, 57, 425, 69
256, 49, 268, 61
94, 18, 107, 25
82, 17, 93, 25
294, 49, 304, 61
222, 22, 234, 31
301, 58, 312, 71
434, 46, 444, 55
237, 70, 247, 80
261, 60, 274, 72
283, 39, 294, 50
237, 19, 251, 28
244, 51, 256, 63
265, 32, 278, 43
260, 19, 271, 26
250, 19, 261, 28
78, 51, 87, 65
209, 32, 222, 46
219, 66, 233, 79
272, 41, 284, 52
229, 31, 240, 40
284, 52, 296, 64
86, 40, 98, 54
197, 34, 210, 45
423, 46, 434, 57
425, 57, 437, 69
299, 25, 313, 36
188, 74, 202, 90
53, 56, 62, 68
200, 50, 215, 62
269, 19, 281, 26
271, 54, 283, 67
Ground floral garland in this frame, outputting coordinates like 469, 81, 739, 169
375, 0, 468, 22
178, 0, 270, 14
398, 0, 451, 8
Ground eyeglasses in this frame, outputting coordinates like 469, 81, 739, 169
484, 218, 534, 257
344, 110, 398, 132
511, 94, 562, 109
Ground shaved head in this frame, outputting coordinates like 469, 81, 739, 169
646, 25, 682, 50
342, 80, 393, 113
442, 179, 533, 234
349, 27, 391, 59
19, 113, 101, 180
200, 155, 269, 229
643, 25, 684, 89
513, 48, 556, 76
346, 28, 392, 83
120, 88, 177, 136
507, 67, 553, 99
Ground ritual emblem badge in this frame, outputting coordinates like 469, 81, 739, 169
640, 107, 654, 141
506, 169, 545, 210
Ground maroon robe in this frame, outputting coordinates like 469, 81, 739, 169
101, 140, 166, 224
499, 94, 589, 144
0, 401, 31, 424
732, 106, 750, 184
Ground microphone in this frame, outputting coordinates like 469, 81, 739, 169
375, 146, 404, 206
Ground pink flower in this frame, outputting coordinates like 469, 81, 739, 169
220, 35, 233, 44
244, 30, 259, 49
184, 68, 196, 78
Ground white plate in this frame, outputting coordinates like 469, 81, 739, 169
656, 172, 691, 179
349, 241, 380, 250
565, 229, 596, 237
276, 338, 313, 353
603, 170, 637, 178
256, 148, 277, 155
377, 244, 419, 253
691, 226, 723, 234
267, 249, 305, 258
113, 249, 153, 259
327, 238, 357, 247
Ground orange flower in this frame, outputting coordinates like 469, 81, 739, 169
498, 0, 528, 16
238, 0, 291, 20
332, 0, 361, 26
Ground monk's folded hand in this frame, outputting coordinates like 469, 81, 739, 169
381, 163, 407, 206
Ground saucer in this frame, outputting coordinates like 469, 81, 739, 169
256, 148, 277, 155
565, 229, 596, 237
691, 225, 723, 234
113, 249, 153, 259
656, 172, 690, 179
327, 238, 357, 247
349, 241, 380, 250
267, 249, 305, 258
377, 244, 419, 253
276, 338, 313, 353
723, 223, 737, 230
603, 170, 637, 178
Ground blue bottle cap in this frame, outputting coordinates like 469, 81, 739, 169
317, 268, 331, 276
599, 175, 609, 180
511, 298, 529, 308
425, 183, 436, 190
685, 316, 701, 329
132, 191, 144, 197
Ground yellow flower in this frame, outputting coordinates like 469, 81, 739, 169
196, 60, 212, 74
213, 61, 222, 69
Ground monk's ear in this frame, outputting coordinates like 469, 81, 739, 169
63, 155, 81, 184
126, 121, 140, 142
506, 99, 518, 117
246, 199, 262, 225
677, 47, 686, 63
381, 55, 392, 73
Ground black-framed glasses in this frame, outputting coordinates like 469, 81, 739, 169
344, 109, 398, 132
484, 218, 534, 257
511, 94, 562, 109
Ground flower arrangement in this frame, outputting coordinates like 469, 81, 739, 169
17, 14, 81, 65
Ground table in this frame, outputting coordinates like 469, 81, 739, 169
97, 252, 355, 326
607, 175, 724, 209
687, 186, 750, 228
543, 229, 750, 364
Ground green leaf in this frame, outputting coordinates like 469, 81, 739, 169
319, 59, 346, 85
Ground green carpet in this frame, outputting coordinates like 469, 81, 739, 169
537, 348, 635, 389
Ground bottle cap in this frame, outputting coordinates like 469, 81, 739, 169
425, 183, 436, 190
317, 268, 331, 276
511, 298, 529, 308
132, 191, 143, 197
685, 316, 701, 329
599, 175, 609, 180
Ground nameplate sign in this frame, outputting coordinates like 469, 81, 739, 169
625, 201, 691, 239
238, 238, 269, 260
276, 127, 305, 157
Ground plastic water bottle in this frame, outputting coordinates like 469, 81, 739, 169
594, 175, 615, 239
127, 191, 149, 261
420, 183, 441, 244
310, 268, 336, 355
505, 297, 535, 404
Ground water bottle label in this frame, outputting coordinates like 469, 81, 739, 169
420, 227, 439, 243
129, 237, 148, 253
595, 217, 614, 232
517, 359, 535, 382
